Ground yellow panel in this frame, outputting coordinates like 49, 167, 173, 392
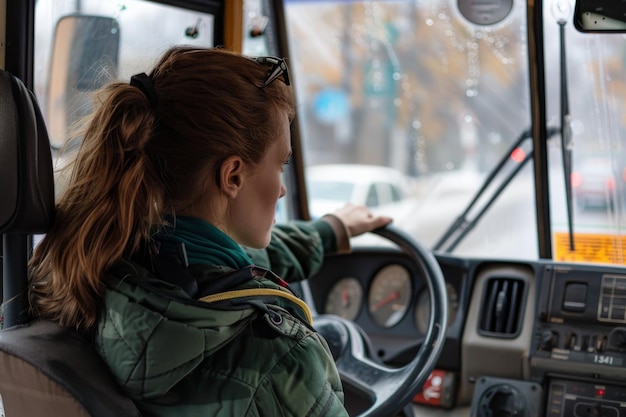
554, 232, 626, 265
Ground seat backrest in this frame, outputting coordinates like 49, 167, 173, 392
0, 68, 56, 328
0, 321, 142, 417
0, 70, 55, 234
0, 70, 141, 417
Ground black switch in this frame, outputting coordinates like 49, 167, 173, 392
562, 283, 587, 312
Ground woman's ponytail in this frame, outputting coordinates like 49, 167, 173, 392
29, 82, 164, 332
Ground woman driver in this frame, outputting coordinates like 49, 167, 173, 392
29, 46, 391, 416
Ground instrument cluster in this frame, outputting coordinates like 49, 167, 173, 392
322, 262, 459, 335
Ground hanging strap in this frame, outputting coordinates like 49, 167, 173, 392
199, 288, 313, 325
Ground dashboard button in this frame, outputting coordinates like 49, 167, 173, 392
562, 283, 587, 312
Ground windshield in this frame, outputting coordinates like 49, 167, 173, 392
32, 0, 626, 266
308, 181, 355, 202
283, 0, 626, 264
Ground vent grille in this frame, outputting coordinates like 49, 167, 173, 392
479, 277, 526, 337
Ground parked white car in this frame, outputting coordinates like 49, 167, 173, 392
305, 164, 413, 219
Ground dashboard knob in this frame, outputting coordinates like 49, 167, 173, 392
476, 384, 528, 417
539, 330, 557, 350
607, 327, 626, 352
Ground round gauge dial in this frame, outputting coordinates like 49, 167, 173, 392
415, 283, 459, 334
367, 264, 412, 328
324, 277, 363, 320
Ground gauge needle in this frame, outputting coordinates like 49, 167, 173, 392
341, 288, 350, 307
372, 291, 399, 311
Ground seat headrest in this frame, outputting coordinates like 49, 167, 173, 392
0, 70, 55, 234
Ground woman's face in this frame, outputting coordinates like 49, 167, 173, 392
229, 113, 291, 248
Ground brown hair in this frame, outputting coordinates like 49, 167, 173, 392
29, 46, 296, 332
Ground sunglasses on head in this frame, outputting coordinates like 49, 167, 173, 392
254, 56, 291, 88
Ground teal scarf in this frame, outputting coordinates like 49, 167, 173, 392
156, 216, 252, 269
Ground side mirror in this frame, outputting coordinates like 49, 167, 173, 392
574, 0, 626, 32
47, 15, 120, 148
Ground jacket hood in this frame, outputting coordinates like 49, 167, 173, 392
97, 260, 258, 400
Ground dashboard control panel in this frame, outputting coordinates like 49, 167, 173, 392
532, 266, 626, 367
546, 378, 626, 417
531, 265, 626, 417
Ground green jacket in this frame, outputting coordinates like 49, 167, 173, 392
95, 220, 349, 417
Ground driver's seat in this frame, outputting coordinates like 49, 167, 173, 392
0, 70, 141, 416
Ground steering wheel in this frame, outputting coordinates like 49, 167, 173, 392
313, 225, 448, 417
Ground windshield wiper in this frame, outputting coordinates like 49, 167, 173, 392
433, 126, 559, 253
558, 16, 575, 251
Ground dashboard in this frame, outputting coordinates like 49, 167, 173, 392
303, 246, 626, 416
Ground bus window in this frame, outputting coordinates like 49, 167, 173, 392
35, 0, 216, 149
32, 0, 625, 265
285, 0, 534, 257
284, 0, 626, 265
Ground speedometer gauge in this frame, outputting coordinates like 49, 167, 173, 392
367, 264, 412, 328
324, 277, 363, 320
415, 283, 459, 334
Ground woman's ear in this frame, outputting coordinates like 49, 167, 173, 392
219, 155, 246, 199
